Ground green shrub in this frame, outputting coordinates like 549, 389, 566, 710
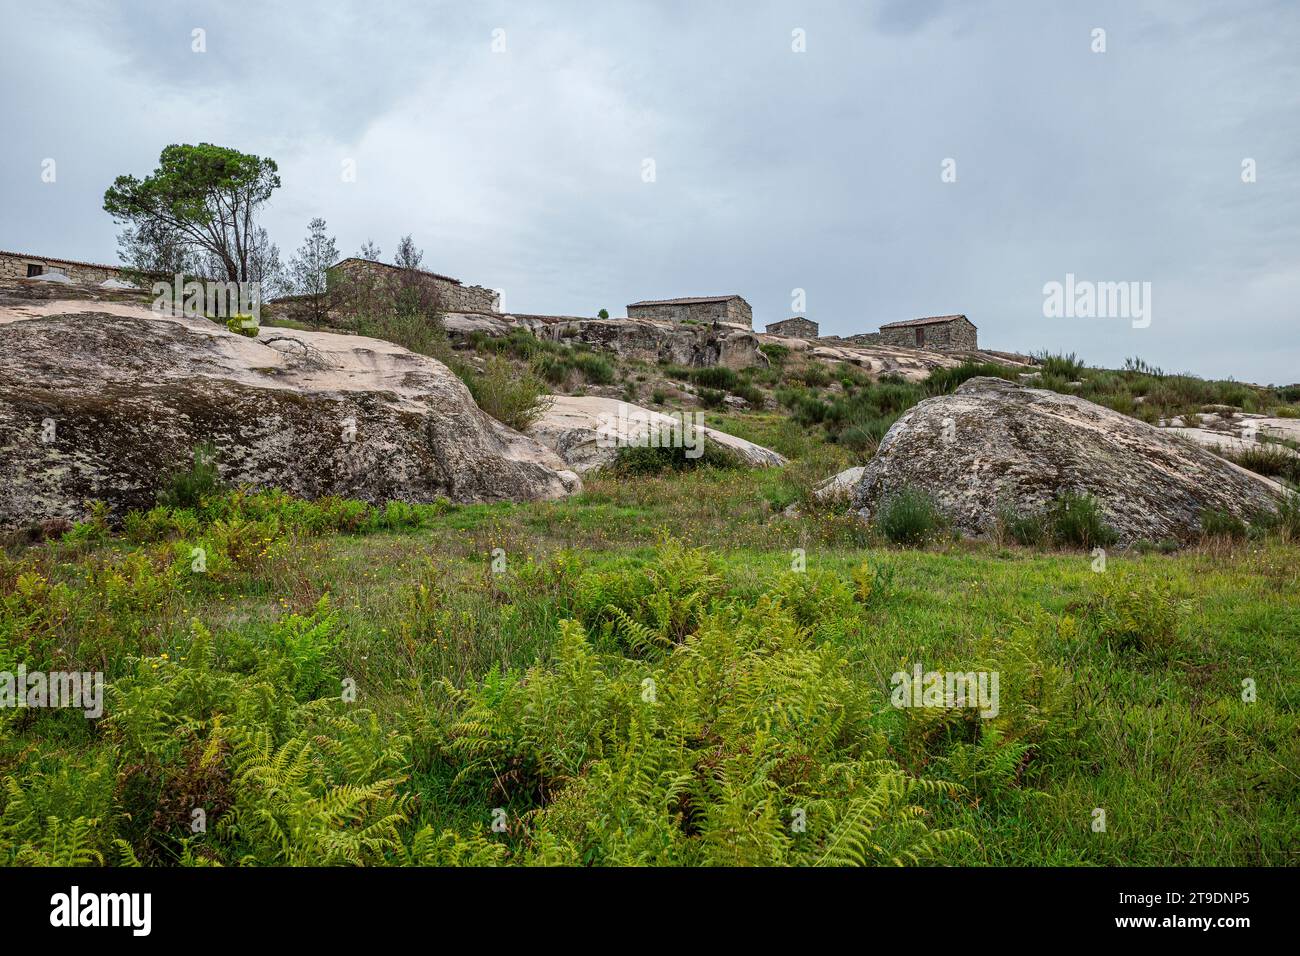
997, 506, 1049, 547
1200, 509, 1247, 540
1046, 492, 1117, 549
347, 311, 451, 361
158, 444, 223, 509
537, 355, 573, 386
1257, 494, 1300, 542
875, 487, 946, 546
572, 352, 616, 385
660, 364, 692, 381
462, 356, 551, 431
793, 363, 832, 388
759, 342, 789, 366
608, 441, 741, 476
1132, 538, 1181, 555
696, 388, 725, 409
689, 366, 737, 391
790, 394, 830, 425
837, 415, 896, 455
225, 314, 259, 338
731, 383, 765, 407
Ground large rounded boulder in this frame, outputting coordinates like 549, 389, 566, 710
0, 288, 580, 529
849, 376, 1286, 544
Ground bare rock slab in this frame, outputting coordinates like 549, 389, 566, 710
527, 395, 786, 474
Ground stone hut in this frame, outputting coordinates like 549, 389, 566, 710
626, 295, 752, 329
878, 314, 977, 352
765, 316, 819, 339
0, 250, 129, 284
327, 258, 500, 313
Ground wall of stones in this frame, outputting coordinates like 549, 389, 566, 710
949, 319, 978, 350
879, 326, 921, 349
0, 253, 123, 283
766, 317, 819, 338
328, 259, 498, 314
626, 299, 752, 329
878, 320, 978, 352
442, 281, 499, 312
723, 299, 753, 328
626, 303, 692, 323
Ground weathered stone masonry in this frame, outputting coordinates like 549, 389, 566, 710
878, 314, 977, 352
765, 316, 819, 338
626, 295, 752, 329
327, 257, 500, 312
0, 250, 127, 284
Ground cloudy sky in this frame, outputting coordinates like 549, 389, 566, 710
2, 0, 1297, 382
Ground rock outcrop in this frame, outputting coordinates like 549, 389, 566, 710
814, 466, 867, 502
540, 317, 766, 369
761, 335, 1033, 383
0, 288, 580, 529
849, 377, 1286, 544
527, 395, 786, 474
1156, 409, 1300, 460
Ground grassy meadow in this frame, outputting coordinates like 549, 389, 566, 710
2, 453, 1297, 866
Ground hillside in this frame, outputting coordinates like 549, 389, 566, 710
1, 279, 1297, 867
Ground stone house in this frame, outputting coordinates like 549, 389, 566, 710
626, 295, 752, 329
765, 316, 819, 339
878, 314, 977, 352
326, 257, 500, 313
0, 250, 129, 284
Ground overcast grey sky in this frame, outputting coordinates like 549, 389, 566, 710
2, 0, 1297, 382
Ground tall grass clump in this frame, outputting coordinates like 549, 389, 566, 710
1045, 492, 1118, 549
875, 487, 946, 546
1034, 351, 1086, 379
923, 362, 1018, 397
158, 443, 224, 509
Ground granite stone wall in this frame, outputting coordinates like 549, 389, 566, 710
0, 253, 124, 284
765, 317, 819, 338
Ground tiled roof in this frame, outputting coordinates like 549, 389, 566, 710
879, 314, 974, 330
0, 250, 124, 271
330, 257, 464, 286
627, 295, 745, 307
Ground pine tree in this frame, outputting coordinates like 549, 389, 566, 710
288, 218, 339, 323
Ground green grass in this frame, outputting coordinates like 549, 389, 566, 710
2, 467, 1296, 866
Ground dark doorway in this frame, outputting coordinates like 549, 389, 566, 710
915, 327, 925, 347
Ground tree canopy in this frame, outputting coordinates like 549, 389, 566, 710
104, 143, 282, 284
